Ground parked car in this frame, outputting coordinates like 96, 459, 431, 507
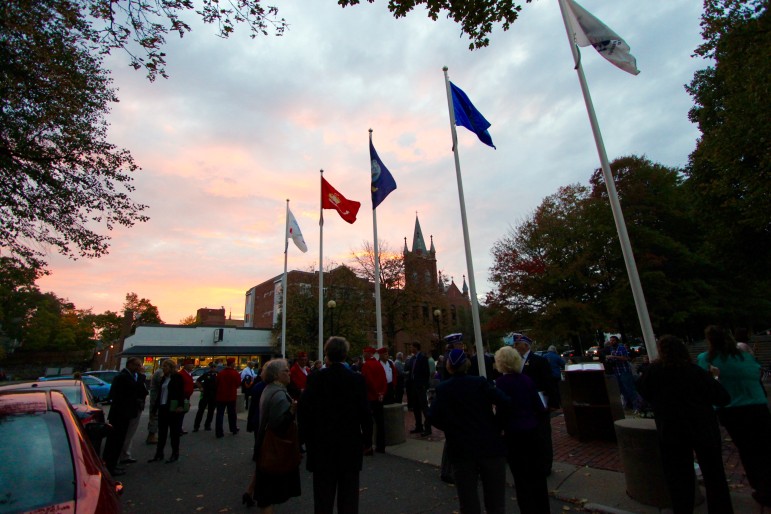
39, 374, 112, 401
84, 370, 121, 384
0, 389, 122, 512
0, 379, 109, 451
585, 346, 601, 359
629, 345, 647, 357
561, 349, 578, 361
191, 367, 209, 382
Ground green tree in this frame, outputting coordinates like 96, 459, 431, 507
0, 257, 43, 344
1, 0, 149, 270
685, 0, 771, 327
90, 310, 123, 344
339, 0, 529, 50
123, 292, 163, 332
487, 156, 716, 342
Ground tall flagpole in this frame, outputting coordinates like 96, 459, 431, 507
318, 170, 325, 361
370, 129, 384, 349
442, 67, 487, 378
281, 199, 290, 358
556, 0, 657, 359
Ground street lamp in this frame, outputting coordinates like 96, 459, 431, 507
433, 309, 442, 341
327, 300, 337, 336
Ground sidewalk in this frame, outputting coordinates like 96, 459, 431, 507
392, 407, 760, 514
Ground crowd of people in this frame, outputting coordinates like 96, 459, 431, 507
99, 324, 770, 513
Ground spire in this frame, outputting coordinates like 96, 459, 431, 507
412, 215, 427, 254
462, 275, 469, 297
429, 234, 436, 254
403, 236, 408, 253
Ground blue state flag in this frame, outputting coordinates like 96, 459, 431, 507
450, 82, 496, 149
370, 140, 397, 209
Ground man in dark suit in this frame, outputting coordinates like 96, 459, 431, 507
299, 336, 372, 514
408, 341, 431, 436
514, 338, 559, 476
103, 357, 143, 476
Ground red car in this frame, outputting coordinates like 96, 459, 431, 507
0, 379, 107, 451
0, 389, 123, 513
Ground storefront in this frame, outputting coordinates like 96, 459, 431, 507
120, 325, 274, 373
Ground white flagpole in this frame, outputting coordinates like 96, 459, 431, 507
556, 0, 658, 359
281, 199, 289, 358
442, 67, 487, 378
318, 170, 325, 361
370, 129, 385, 349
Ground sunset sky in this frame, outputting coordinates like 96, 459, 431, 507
37, 0, 707, 324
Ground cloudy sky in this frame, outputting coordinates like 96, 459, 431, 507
38, 0, 707, 324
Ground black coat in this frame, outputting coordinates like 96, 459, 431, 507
152, 372, 185, 411
522, 352, 559, 409
108, 369, 140, 422
298, 362, 372, 473
637, 362, 730, 444
410, 352, 430, 387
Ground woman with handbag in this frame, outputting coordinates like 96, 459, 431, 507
252, 359, 301, 513
148, 359, 186, 464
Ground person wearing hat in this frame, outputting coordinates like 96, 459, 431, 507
178, 359, 196, 435
361, 346, 387, 454
215, 357, 242, 438
377, 347, 398, 404
428, 348, 509, 514
289, 351, 310, 400
240, 361, 257, 409
513, 337, 558, 476
193, 361, 218, 432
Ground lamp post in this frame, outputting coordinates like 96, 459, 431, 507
327, 300, 337, 337
433, 309, 442, 341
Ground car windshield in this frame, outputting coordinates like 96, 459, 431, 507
0, 411, 76, 513
80, 376, 100, 385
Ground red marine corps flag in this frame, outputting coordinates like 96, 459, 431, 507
321, 177, 360, 224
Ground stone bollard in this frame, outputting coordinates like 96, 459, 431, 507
614, 418, 703, 508
382, 403, 406, 446
235, 392, 246, 414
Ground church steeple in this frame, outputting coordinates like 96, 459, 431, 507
462, 275, 469, 297
412, 215, 427, 254
429, 235, 436, 255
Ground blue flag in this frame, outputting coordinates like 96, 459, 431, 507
370, 140, 397, 209
450, 82, 496, 149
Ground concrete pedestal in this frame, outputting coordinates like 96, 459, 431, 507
614, 418, 704, 508
383, 403, 406, 446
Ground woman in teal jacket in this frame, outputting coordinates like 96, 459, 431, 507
697, 325, 771, 507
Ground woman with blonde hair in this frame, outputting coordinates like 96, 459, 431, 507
251, 359, 301, 513
494, 346, 549, 514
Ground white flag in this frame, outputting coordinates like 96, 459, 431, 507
566, 0, 640, 75
287, 208, 308, 253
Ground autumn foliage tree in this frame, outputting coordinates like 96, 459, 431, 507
486, 156, 721, 346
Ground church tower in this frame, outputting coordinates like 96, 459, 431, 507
404, 215, 438, 291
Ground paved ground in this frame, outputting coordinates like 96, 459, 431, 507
112, 393, 759, 513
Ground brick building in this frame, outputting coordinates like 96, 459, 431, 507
244, 216, 471, 356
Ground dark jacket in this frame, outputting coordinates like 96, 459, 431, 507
153, 372, 185, 411
637, 362, 730, 444
298, 362, 372, 472
410, 352, 430, 387
427, 374, 508, 463
522, 352, 559, 409
108, 368, 140, 422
